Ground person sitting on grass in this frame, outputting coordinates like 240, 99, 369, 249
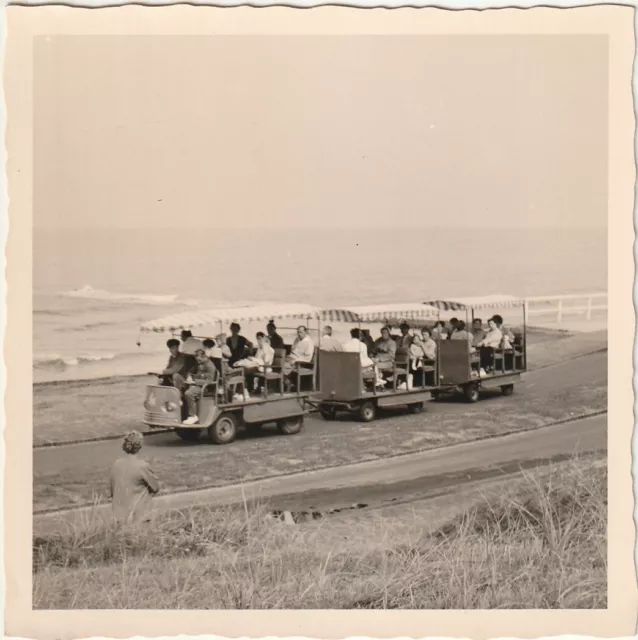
159, 338, 192, 390
110, 430, 160, 526
182, 349, 219, 425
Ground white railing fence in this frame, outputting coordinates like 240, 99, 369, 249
524, 292, 607, 323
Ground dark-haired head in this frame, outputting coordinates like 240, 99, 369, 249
350, 327, 361, 339
167, 338, 180, 349
491, 314, 503, 326
256, 331, 265, 339
180, 329, 192, 340
230, 322, 241, 333
202, 338, 215, 348
456, 320, 466, 331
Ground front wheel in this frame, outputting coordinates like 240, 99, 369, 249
276, 415, 304, 435
463, 384, 480, 403
501, 384, 515, 396
208, 413, 239, 445
175, 428, 202, 442
358, 401, 376, 422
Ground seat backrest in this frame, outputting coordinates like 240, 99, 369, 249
272, 349, 287, 370
395, 347, 410, 366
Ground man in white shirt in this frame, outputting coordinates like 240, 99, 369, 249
343, 328, 385, 387
283, 326, 315, 375
180, 330, 205, 355
319, 325, 343, 352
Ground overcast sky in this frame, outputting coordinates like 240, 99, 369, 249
34, 34, 608, 230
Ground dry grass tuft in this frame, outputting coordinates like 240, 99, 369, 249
33, 454, 606, 610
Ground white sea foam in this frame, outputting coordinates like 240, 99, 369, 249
33, 352, 118, 368
62, 285, 180, 305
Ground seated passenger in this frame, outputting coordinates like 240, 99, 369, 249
234, 332, 274, 371
450, 320, 475, 349
159, 338, 192, 390
419, 327, 437, 360
477, 318, 503, 372
226, 323, 253, 366
214, 334, 232, 360
397, 323, 414, 348
182, 349, 218, 425
490, 314, 515, 347
431, 320, 448, 340
372, 326, 397, 371
320, 325, 343, 352
472, 318, 486, 347
180, 330, 205, 355
234, 332, 275, 392
343, 328, 385, 387
446, 318, 459, 340
283, 326, 315, 375
266, 321, 285, 351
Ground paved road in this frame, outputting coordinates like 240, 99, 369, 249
34, 412, 606, 535
34, 350, 607, 477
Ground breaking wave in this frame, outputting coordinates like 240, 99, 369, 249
62, 285, 181, 305
34, 352, 118, 368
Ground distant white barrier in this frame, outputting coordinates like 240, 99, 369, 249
524, 292, 607, 323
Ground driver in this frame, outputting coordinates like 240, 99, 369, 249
159, 339, 192, 390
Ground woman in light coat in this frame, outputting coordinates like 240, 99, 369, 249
110, 431, 160, 526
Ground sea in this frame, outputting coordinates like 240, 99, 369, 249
34, 227, 607, 384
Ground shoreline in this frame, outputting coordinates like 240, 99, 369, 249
32, 325, 580, 389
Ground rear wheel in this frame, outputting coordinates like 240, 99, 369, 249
501, 384, 514, 396
276, 415, 304, 435
208, 413, 239, 445
358, 401, 377, 422
407, 402, 424, 414
175, 428, 202, 442
463, 384, 480, 403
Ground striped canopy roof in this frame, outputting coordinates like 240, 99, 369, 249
422, 295, 525, 311
140, 303, 322, 333
347, 302, 439, 323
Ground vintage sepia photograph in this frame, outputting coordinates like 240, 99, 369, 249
4, 4, 635, 635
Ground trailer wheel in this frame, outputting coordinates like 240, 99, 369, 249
319, 407, 337, 421
358, 401, 376, 422
175, 428, 202, 442
407, 402, 424, 414
208, 413, 238, 445
276, 415, 304, 435
463, 384, 480, 403
501, 384, 515, 396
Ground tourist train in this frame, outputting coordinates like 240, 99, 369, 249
140, 296, 527, 444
